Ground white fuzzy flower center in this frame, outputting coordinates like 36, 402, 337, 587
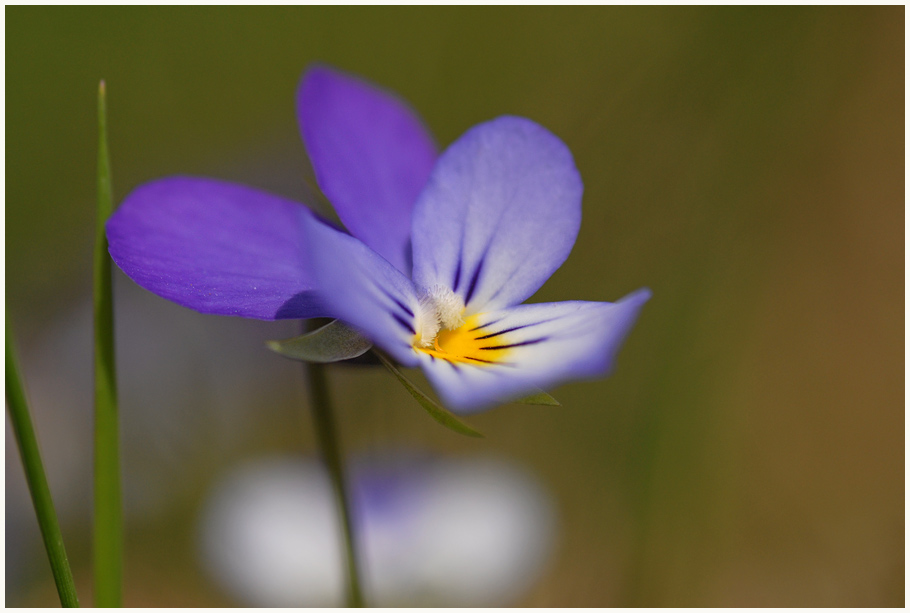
414, 285, 466, 348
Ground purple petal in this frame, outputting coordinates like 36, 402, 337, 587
410, 116, 583, 313
301, 215, 421, 367
416, 289, 651, 413
297, 65, 437, 275
107, 177, 325, 320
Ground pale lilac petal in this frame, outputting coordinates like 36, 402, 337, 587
298, 65, 437, 274
107, 177, 326, 320
417, 289, 651, 413
411, 116, 582, 314
301, 216, 421, 366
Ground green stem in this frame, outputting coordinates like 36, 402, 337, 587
303, 357, 365, 607
6, 315, 80, 607
93, 79, 122, 607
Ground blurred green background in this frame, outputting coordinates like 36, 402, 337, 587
6, 6, 903, 606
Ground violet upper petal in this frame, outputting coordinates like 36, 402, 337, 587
410, 116, 583, 314
416, 289, 651, 413
107, 176, 326, 320
297, 65, 437, 275
301, 215, 422, 367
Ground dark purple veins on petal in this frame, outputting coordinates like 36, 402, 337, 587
452, 259, 463, 293
464, 259, 485, 305
462, 356, 497, 365
475, 323, 536, 341
479, 337, 548, 351
468, 318, 502, 332
388, 295, 414, 319
392, 312, 416, 335
474, 318, 558, 341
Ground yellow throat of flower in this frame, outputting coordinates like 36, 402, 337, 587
412, 285, 514, 366
417, 314, 513, 366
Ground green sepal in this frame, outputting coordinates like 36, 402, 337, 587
513, 389, 561, 406
267, 320, 372, 363
374, 352, 484, 439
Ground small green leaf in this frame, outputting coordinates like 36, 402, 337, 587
374, 352, 484, 438
513, 389, 561, 406
267, 320, 372, 363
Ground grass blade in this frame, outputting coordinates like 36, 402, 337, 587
6, 315, 80, 607
93, 79, 121, 607
374, 352, 483, 438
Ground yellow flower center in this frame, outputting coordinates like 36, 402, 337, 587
415, 314, 512, 366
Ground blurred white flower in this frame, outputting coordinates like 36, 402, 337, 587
197, 453, 556, 606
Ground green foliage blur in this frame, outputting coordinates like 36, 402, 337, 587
6, 6, 903, 606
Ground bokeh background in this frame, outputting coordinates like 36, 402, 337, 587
6, 6, 903, 607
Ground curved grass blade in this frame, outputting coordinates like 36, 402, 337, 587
374, 352, 483, 438
513, 389, 561, 406
94, 80, 122, 607
6, 315, 80, 607
267, 319, 372, 363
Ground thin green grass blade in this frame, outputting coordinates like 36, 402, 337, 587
6, 315, 80, 607
374, 352, 483, 438
93, 80, 122, 607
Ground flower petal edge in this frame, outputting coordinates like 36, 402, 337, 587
297, 64, 438, 275
410, 116, 583, 314
106, 176, 326, 320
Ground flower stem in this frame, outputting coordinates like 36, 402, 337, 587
93, 79, 122, 607
303, 354, 365, 607
6, 315, 80, 607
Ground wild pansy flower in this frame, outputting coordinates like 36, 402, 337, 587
107, 65, 650, 413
